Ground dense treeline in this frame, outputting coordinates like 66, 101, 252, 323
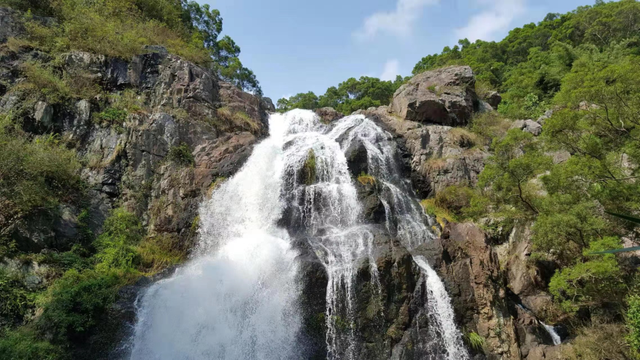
276, 75, 408, 114
419, 1, 640, 357
0, 0, 262, 94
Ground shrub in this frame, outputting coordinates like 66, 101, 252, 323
562, 323, 632, 360
137, 234, 186, 274
0, 117, 83, 241
0, 328, 62, 360
167, 143, 195, 167
434, 185, 475, 218
215, 107, 260, 133
94, 107, 127, 126
36, 268, 121, 344
19, 62, 70, 104
94, 208, 144, 271
421, 198, 455, 228
549, 238, 625, 314
469, 112, 511, 146
627, 295, 640, 356
0, 270, 34, 325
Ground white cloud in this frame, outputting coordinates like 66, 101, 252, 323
456, 0, 526, 42
354, 0, 439, 41
380, 60, 400, 81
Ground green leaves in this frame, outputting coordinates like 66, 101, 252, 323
276, 75, 406, 114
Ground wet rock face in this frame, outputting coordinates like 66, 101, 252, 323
363, 107, 489, 197
391, 66, 478, 126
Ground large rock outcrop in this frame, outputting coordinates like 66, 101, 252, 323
390, 66, 479, 126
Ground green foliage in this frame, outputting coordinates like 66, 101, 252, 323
421, 198, 456, 228
478, 129, 552, 218
19, 62, 71, 104
0, 270, 34, 325
36, 268, 121, 344
94, 107, 127, 126
0, 328, 63, 360
467, 331, 485, 351
10, 0, 261, 94
137, 234, 186, 274
562, 323, 632, 360
167, 143, 195, 167
627, 295, 640, 356
302, 149, 317, 186
0, 116, 83, 246
434, 185, 475, 219
277, 75, 407, 114
548, 237, 625, 314
411, 0, 640, 118
94, 208, 144, 271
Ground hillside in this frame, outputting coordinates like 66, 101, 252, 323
0, 0, 640, 359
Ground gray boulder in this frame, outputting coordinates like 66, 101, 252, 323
512, 119, 543, 136
390, 66, 478, 126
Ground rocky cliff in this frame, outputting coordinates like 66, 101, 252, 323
0, 7, 274, 357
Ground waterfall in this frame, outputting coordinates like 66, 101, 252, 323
541, 322, 562, 346
128, 109, 469, 359
413, 256, 469, 360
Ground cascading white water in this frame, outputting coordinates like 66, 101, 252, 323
414, 256, 469, 360
541, 322, 562, 346
129, 112, 301, 360
128, 109, 468, 360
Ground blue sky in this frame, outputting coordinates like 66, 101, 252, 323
203, 0, 595, 100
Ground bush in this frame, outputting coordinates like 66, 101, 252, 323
167, 143, 195, 167
94, 208, 144, 271
0, 270, 34, 325
469, 112, 511, 146
36, 268, 121, 344
94, 107, 127, 126
137, 234, 186, 274
421, 199, 455, 228
19, 62, 70, 104
0, 328, 63, 360
0, 116, 83, 243
549, 238, 625, 314
434, 185, 475, 218
627, 295, 640, 356
467, 331, 485, 351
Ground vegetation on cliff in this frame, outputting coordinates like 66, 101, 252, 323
0, 0, 262, 94
416, 0, 640, 356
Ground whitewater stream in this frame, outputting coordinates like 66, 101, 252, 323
128, 110, 468, 360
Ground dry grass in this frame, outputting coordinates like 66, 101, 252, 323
561, 323, 632, 360
357, 173, 376, 186
449, 127, 480, 148
215, 107, 261, 133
